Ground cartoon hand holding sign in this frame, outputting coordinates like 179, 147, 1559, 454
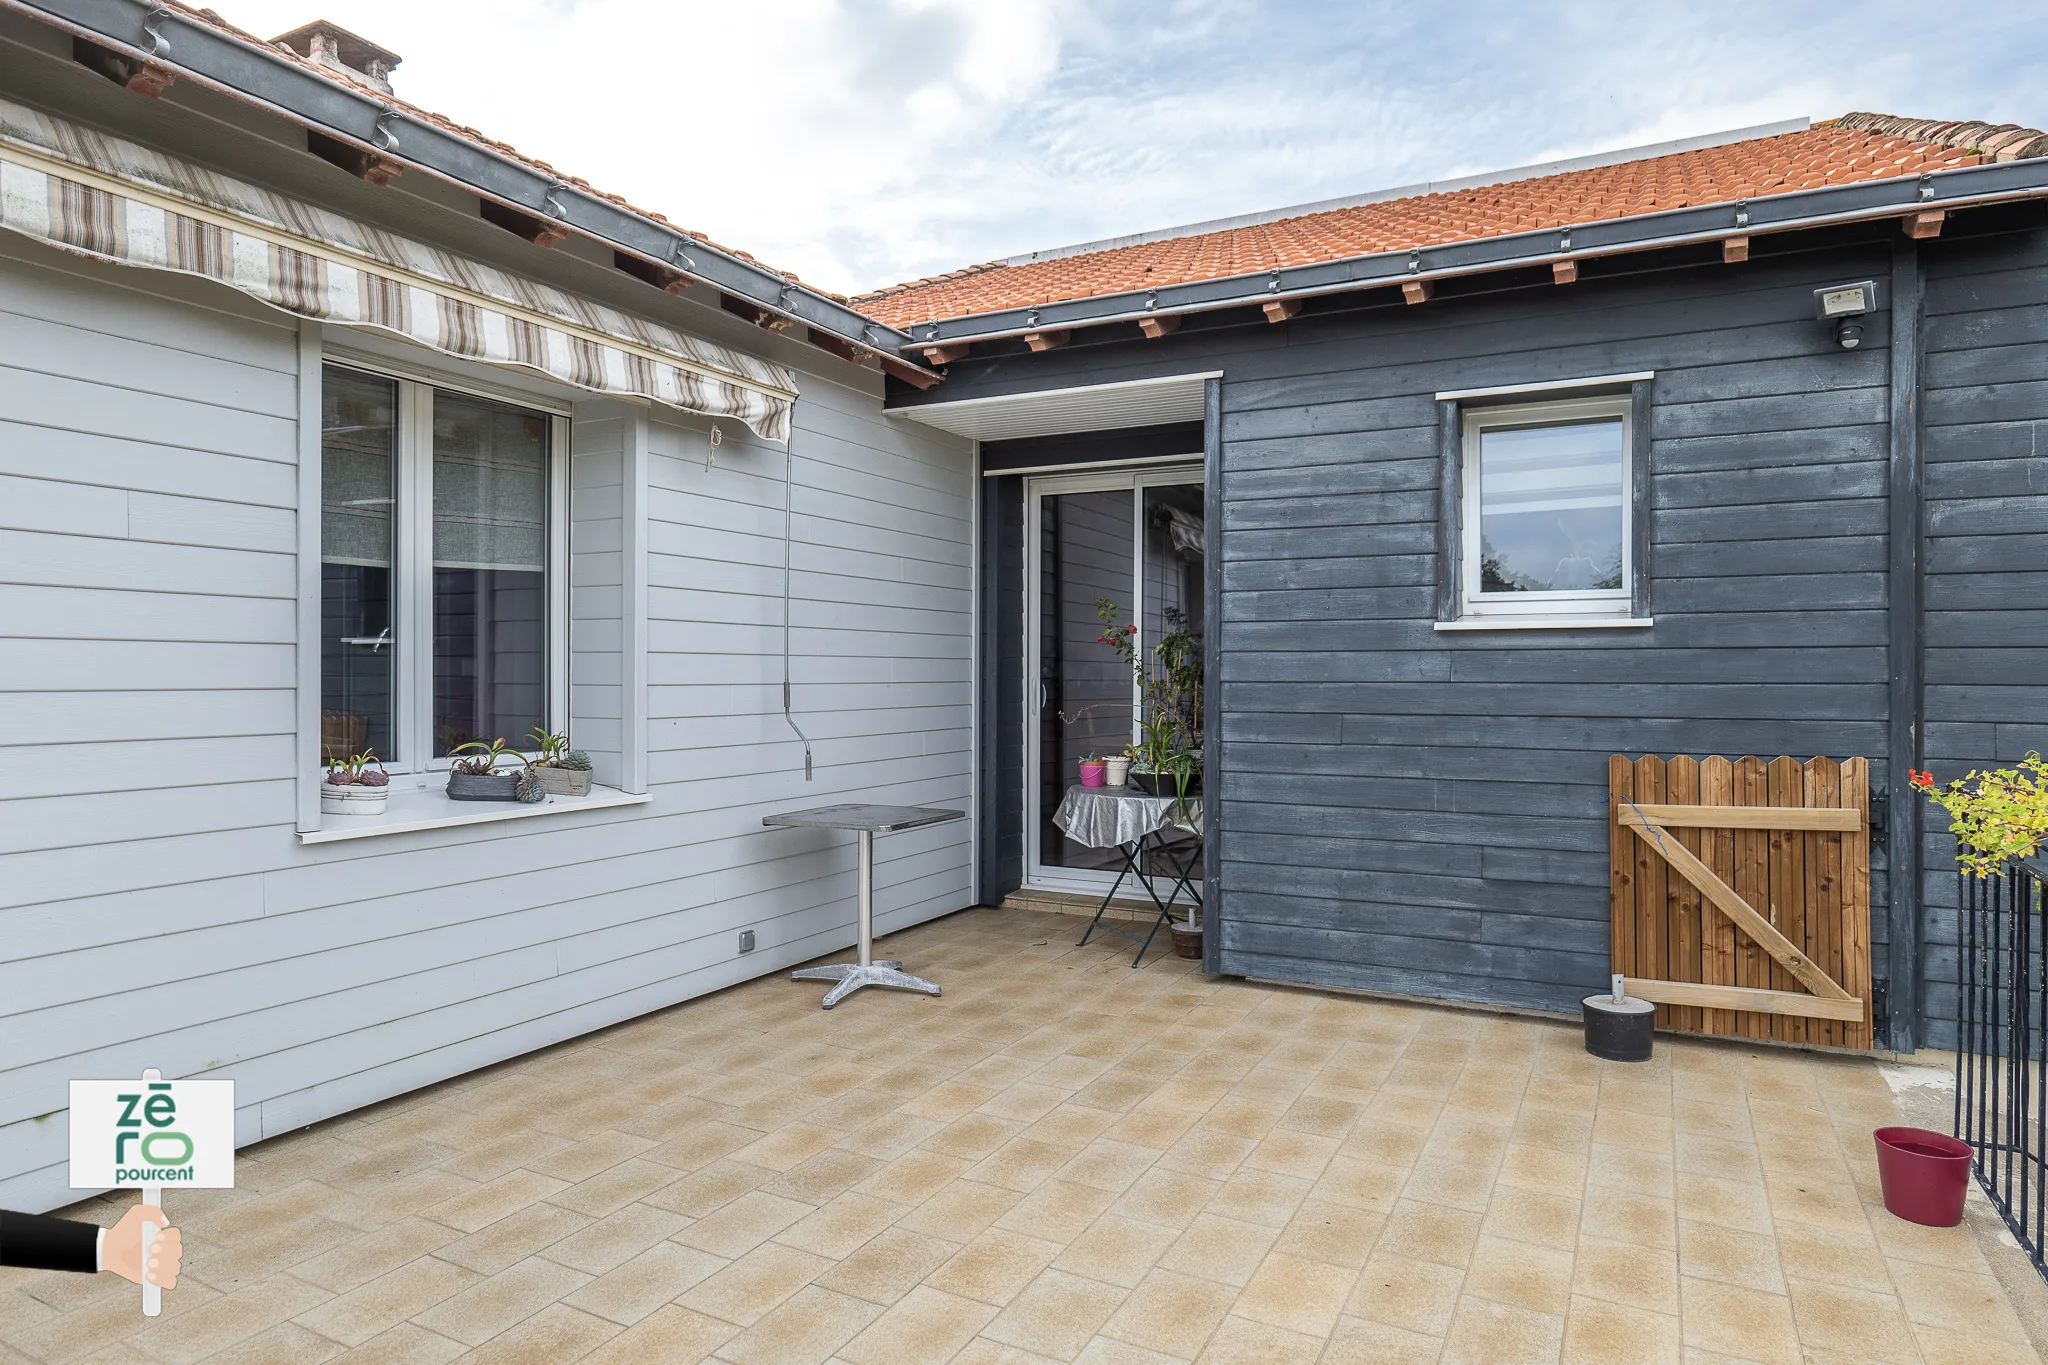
66, 1069, 234, 1315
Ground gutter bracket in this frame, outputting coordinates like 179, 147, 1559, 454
372, 106, 400, 154
1406, 248, 1421, 274
1734, 199, 1750, 228
142, 5, 171, 59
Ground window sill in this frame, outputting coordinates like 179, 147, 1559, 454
1435, 616, 1654, 632
299, 783, 651, 844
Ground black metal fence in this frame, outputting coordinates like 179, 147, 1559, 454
1957, 857, 2048, 1281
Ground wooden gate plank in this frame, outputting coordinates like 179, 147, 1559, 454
1618, 810, 1853, 1002
1618, 805, 1861, 831
1611, 755, 1634, 987
1735, 756, 1770, 1040
1844, 758, 1872, 1048
1623, 977, 1865, 1021
1769, 756, 1807, 1044
1633, 756, 1666, 1027
1808, 758, 1842, 1048
1701, 756, 1736, 1036
1668, 755, 1703, 1033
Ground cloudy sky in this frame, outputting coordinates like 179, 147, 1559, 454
217, 0, 2048, 298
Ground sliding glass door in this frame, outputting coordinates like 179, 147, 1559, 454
1025, 465, 1204, 892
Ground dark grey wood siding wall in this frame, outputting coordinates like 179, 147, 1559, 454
1919, 208, 2048, 1050
979, 476, 1025, 900
913, 220, 2046, 1035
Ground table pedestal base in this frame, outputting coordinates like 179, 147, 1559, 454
791, 959, 940, 1010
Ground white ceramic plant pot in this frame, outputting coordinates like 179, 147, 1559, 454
321, 781, 390, 816
1104, 757, 1131, 787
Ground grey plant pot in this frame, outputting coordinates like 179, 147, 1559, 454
537, 766, 592, 797
447, 769, 521, 802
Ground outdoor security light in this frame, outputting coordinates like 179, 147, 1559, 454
1815, 280, 1879, 349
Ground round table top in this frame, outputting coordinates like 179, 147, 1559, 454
1053, 783, 1202, 849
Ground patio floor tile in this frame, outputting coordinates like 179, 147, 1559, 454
28, 906, 2048, 1365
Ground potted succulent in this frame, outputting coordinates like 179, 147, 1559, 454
1105, 751, 1132, 787
527, 727, 595, 797
1091, 601, 1202, 800
447, 737, 523, 802
321, 750, 390, 815
1079, 753, 1107, 787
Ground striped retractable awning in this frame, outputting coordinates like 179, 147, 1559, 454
0, 97, 797, 439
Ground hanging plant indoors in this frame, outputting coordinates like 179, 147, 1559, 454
446, 737, 523, 802
1913, 753, 2048, 875
320, 749, 390, 815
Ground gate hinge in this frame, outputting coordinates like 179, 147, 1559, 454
1870, 791, 1888, 852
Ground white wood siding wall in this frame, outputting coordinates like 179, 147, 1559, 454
0, 235, 976, 1211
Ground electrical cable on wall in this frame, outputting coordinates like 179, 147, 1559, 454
781, 431, 814, 779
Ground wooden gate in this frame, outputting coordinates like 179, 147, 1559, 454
1609, 755, 1872, 1049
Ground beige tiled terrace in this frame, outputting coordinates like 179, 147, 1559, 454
8, 905, 2045, 1365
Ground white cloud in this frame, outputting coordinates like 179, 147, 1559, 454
202, 0, 2048, 296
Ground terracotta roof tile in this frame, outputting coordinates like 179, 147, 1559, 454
856, 114, 2048, 327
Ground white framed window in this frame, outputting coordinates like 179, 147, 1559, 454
319, 361, 570, 774
1459, 394, 1634, 621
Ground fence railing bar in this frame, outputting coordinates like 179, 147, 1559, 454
1958, 862, 2048, 1284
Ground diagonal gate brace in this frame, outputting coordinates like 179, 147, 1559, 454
1619, 804, 1859, 1013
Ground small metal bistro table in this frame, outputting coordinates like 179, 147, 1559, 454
1053, 785, 1203, 968
762, 803, 965, 1009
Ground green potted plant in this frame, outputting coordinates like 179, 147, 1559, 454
1913, 754, 2048, 874
321, 749, 390, 815
1093, 600, 1202, 799
526, 727, 595, 797
447, 737, 523, 802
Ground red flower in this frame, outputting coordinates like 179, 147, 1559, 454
1126, 624, 1137, 634
1910, 770, 1935, 789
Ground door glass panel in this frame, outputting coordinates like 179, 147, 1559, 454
320, 366, 398, 762
431, 392, 549, 755
1039, 489, 1135, 871
1142, 484, 1204, 862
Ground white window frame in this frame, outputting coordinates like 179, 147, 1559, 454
1022, 461, 1202, 896
1459, 393, 1634, 621
324, 359, 571, 779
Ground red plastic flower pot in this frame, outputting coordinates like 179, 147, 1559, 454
1873, 1126, 1973, 1227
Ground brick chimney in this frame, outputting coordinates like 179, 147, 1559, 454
271, 20, 401, 95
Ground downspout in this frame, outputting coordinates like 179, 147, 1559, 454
782, 431, 814, 780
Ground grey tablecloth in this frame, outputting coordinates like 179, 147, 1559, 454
1052, 785, 1203, 849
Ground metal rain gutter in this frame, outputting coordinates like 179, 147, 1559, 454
892, 157, 2048, 350
11, 0, 931, 374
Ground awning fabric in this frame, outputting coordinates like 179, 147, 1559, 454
0, 97, 797, 440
